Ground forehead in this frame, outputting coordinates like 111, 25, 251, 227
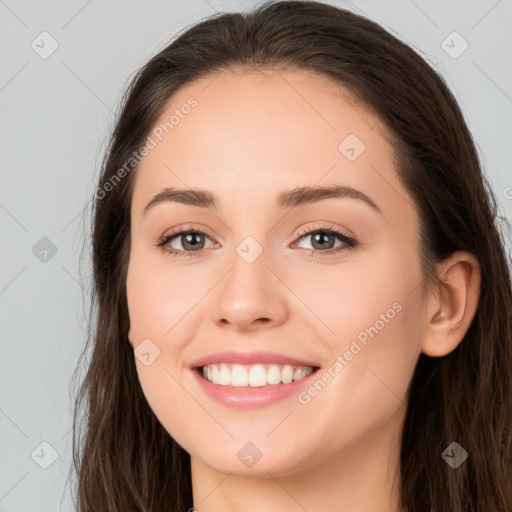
131, 67, 414, 226
150, 67, 385, 161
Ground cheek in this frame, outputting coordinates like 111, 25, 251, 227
126, 251, 209, 343
125, 254, 208, 447
309, 246, 423, 402
293, 263, 422, 461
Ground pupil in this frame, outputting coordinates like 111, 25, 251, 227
184, 233, 204, 250
313, 232, 334, 249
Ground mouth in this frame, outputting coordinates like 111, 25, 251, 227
197, 363, 318, 387
189, 351, 321, 408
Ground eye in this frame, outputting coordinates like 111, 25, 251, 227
156, 224, 358, 257
156, 226, 217, 257
292, 224, 357, 256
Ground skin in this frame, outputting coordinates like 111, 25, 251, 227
126, 68, 481, 512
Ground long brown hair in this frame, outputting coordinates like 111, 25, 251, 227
71, 1, 512, 510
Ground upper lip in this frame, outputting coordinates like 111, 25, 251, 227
190, 350, 320, 368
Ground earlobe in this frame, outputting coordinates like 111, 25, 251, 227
421, 251, 481, 357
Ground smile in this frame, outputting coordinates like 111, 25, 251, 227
189, 350, 321, 407
200, 363, 315, 387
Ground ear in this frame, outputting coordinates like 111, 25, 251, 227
421, 251, 481, 357
127, 328, 134, 348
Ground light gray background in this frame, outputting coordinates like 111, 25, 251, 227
1, 0, 511, 510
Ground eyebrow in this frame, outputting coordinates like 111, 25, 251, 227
142, 185, 382, 215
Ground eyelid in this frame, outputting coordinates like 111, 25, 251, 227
155, 223, 219, 252
159, 223, 217, 242
294, 222, 354, 241
290, 223, 357, 252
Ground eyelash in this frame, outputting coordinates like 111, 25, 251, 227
155, 224, 358, 258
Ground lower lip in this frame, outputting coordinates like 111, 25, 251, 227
191, 367, 319, 408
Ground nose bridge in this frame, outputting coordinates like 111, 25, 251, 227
227, 205, 284, 284
211, 222, 289, 330
226, 229, 272, 299
223, 203, 274, 270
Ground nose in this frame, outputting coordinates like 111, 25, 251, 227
211, 246, 289, 333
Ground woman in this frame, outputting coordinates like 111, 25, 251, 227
71, 1, 512, 511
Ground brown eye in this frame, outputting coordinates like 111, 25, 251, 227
157, 228, 216, 257
293, 226, 358, 256
176, 232, 207, 251
308, 231, 337, 250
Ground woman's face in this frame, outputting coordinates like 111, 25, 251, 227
126, 68, 426, 477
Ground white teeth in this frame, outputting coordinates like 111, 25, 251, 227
248, 364, 267, 387
231, 365, 248, 386
219, 364, 231, 385
267, 365, 281, 385
212, 365, 220, 383
281, 365, 294, 384
200, 363, 315, 387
